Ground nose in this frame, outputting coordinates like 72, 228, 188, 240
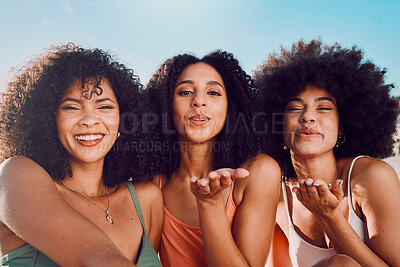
300, 109, 315, 123
191, 92, 207, 108
79, 110, 100, 127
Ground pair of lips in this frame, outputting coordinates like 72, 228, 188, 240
189, 114, 210, 126
74, 133, 105, 147
295, 127, 320, 137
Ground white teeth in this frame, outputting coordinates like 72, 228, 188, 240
192, 118, 207, 121
75, 134, 103, 141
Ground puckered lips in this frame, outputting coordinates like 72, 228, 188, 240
189, 114, 210, 126
295, 127, 321, 139
74, 132, 105, 147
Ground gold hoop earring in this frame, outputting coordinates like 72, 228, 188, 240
336, 134, 346, 148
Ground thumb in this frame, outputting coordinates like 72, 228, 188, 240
331, 179, 344, 200
233, 168, 250, 180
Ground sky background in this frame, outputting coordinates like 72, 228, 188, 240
0, 0, 399, 96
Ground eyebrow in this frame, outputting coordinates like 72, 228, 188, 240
288, 96, 335, 104
175, 80, 224, 89
61, 97, 116, 104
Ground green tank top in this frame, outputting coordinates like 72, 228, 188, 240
1, 182, 161, 267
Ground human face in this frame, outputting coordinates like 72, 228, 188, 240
283, 84, 340, 158
56, 77, 119, 164
172, 62, 228, 143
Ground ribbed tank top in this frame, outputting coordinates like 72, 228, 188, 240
158, 174, 237, 267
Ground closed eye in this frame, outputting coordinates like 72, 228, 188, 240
178, 90, 193, 96
208, 91, 222, 96
98, 105, 113, 110
61, 106, 80, 111
317, 107, 332, 111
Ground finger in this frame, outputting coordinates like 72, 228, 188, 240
292, 186, 303, 201
208, 171, 221, 191
233, 168, 249, 180
299, 179, 309, 200
305, 179, 319, 200
198, 177, 211, 194
331, 179, 344, 200
313, 179, 331, 196
212, 168, 249, 181
219, 170, 232, 188
189, 176, 200, 194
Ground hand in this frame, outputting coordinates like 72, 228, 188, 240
292, 178, 344, 218
190, 168, 249, 200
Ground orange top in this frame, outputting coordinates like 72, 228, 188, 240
158, 174, 237, 267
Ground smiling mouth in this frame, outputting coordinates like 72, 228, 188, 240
74, 134, 105, 147
74, 134, 104, 141
189, 115, 210, 126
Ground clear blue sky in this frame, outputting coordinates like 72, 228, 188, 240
1, 0, 399, 95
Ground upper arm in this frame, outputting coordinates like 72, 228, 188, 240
134, 182, 163, 252
232, 154, 282, 266
355, 158, 400, 266
0, 156, 128, 266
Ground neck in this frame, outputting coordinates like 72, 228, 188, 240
291, 151, 338, 185
60, 158, 107, 197
175, 140, 214, 180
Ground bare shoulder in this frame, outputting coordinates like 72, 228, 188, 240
131, 181, 163, 210
1, 156, 43, 174
240, 153, 281, 183
343, 156, 400, 208
0, 156, 54, 191
241, 153, 280, 176
234, 153, 281, 203
348, 156, 398, 185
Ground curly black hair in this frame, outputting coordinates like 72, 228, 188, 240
0, 43, 147, 187
254, 39, 399, 179
144, 50, 262, 178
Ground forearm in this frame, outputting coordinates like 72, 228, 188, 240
318, 212, 388, 267
197, 197, 249, 267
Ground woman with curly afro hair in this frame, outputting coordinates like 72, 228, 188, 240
145, 50, 281, 266
255, 39, 400, 267
0, 44, 163, 266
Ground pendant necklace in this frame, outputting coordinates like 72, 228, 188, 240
58, 179, 114, 224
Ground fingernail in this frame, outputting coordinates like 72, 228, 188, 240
209, 172, 218, 179
313, 183, 320, 186
190, 177, 197, 183
306, 181, 312, 186
200, 179, 208, 186
338, 180, 343, 187
300, 179, 305, 185
238, 168, 250, 177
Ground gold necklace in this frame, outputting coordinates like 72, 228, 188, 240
58, 180, 114, 224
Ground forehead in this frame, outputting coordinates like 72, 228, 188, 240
176, 62, 224, 84
295, 84, 336, 103
62, 77, 116, 100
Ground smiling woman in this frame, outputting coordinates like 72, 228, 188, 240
0, 44, 163, 266
256, 39, 400, 267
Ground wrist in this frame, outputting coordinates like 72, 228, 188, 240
316, 209, 345, 228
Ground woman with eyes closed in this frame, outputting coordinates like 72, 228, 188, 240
144, 50, 281, 267
255, 39, 400, 267
0, 44, 163, 266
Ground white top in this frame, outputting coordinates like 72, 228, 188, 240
282, 156, 367, 267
